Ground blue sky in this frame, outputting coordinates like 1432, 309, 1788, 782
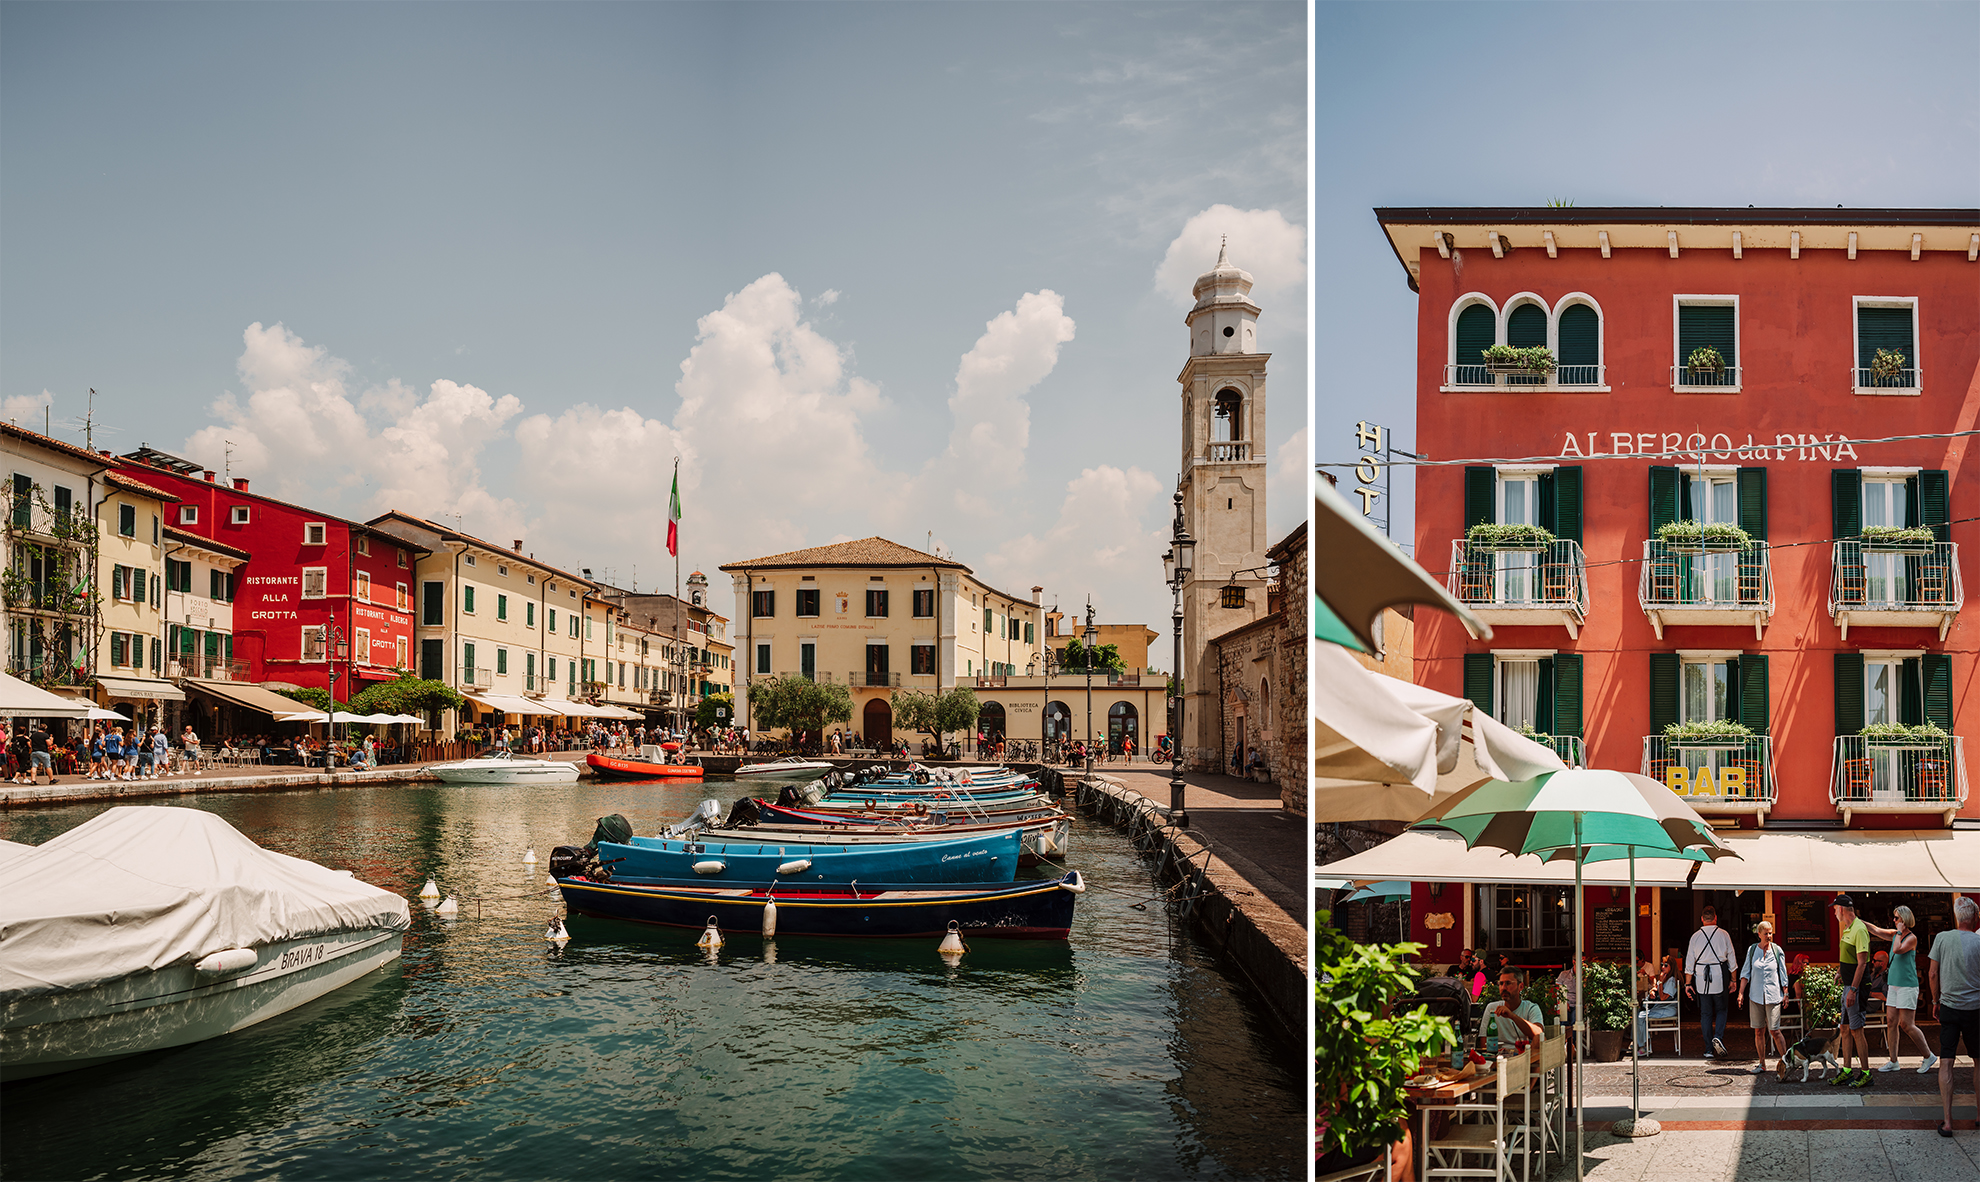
1314, 0, 1980, 553
1, 2, 1307, 656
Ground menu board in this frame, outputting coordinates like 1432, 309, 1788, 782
1592, 904, 1632, 958
1781, 897, 1828, 949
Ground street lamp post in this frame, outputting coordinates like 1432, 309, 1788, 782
1081, 601, 1098, 781
326, 625, 348, 754
1163, 489, 1195, 827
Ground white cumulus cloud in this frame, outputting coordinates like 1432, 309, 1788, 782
939, 289, 1076, 485
1153, 204, 1307, 310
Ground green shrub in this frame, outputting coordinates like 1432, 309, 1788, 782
1686, 345, 1725, 373
1466, 522, 1556, 548
1869, 348, 1908, 380
1655, 520, 1753, 548
1482, 344, 1556, 373
1314, 911, 1457, 1162
1580, 960, 1633, 1032
1803, 963, 1841, 1029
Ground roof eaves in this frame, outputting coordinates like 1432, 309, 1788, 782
104, 471, 181, 502
0, 423, 115, 469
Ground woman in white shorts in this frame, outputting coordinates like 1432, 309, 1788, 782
1738, 920, 1791, 1073
1867, 905, 1939, 1072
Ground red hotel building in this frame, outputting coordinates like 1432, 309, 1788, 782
119, 448, 421, 703
1372, 207, 1978, 971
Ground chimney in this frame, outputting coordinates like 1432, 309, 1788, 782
1032, 585, 1043, 604
232, 478, 249, 492
513, 539, 523, 552
203, 470, 216, 482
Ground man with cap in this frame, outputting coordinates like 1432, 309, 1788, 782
1834, 893, 1875, 1085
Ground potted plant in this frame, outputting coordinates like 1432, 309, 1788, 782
1581, 960, 1633, 1062
1860, 524, 1936, 553
1860, 721, 1950, 748
1466, 522, 1556, 553
1482, 344, 1556, 375
1315, 914, 1454, 1178
1685, 345, 1726, 376
1664, 719, 1753, 748
1655, 520, 1752, 555
1869, 347, 1908, 382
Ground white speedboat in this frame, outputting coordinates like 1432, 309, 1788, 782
0, 806, 410, 1081
731, 756, 835, 783
428, 750, 581, 785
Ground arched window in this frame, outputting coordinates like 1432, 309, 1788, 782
1107, 701, 1139, 753
1557, 302, 1601, 384
1212, 388, 1244, 442
1453, 304, 1496, 383
1045, 700, 1071, 742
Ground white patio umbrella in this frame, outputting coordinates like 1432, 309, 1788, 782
1313, 481, 1492, 655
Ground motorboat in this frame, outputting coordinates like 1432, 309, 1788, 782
731, 756, 835, 782
712, 799, 1073, 867
587, 745, 707, 781
428, 750, 582, 785
595, 824, 1021, 886
0, 806, 410, 1081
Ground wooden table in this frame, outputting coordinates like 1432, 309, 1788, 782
1406, 1061, 1551, 1182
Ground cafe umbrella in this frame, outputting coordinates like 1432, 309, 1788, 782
1415, 768, 1726, 1182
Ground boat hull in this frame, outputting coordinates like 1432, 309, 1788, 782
606, 828, 1022, 884
0, 928, 404, 1081
714, 816, 1072, 867
732, 760, 833, 782
586, 753, 706, 781
430, 758, 581, 785
556, 873, 1081, 940
759, 800, 1059, 826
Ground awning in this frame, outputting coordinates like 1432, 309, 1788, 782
462, 693, 560, 717
1322, 828, 1980, 892
96, 676, 187, 702
182, 678, 322, 718
0, 672, 94, 718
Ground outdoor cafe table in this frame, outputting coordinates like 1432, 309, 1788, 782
1404, 1054, 1548, 1181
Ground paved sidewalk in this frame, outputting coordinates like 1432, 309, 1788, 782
1091, 763, 1305, 919
1540, 1127, 1980, 1180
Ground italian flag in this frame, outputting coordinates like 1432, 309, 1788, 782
667, 469, 681, 557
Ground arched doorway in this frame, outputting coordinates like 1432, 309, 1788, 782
978, 701, 1006, 742
862, 697, 893, 747
1045, 700, 1071, 743
1107, 701, 1138, 754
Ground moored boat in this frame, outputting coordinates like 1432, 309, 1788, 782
587, 746, 707, 781
731, 756, 834, 782
600, 826, 1022, 885
429, 751, 582, 785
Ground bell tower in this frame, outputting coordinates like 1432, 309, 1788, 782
1176, 239, 1270, 771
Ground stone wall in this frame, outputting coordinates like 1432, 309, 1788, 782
1275, 527, 1308, 815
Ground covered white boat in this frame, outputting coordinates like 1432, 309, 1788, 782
0, 807, 410, 1081
428, 751, 582, 785
731, 756, 835, 782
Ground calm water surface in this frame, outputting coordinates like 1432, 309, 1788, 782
1, 779, 1301, 1180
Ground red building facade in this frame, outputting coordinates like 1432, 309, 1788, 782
119, 449, 420, 699
1374, 208, 1978, 965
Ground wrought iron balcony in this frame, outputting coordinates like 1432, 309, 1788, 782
1852, 364, 1920, 393
1535, 735, 1585, 768
1829, 541, 1962, 640
856, 671, 900, 688
1831, 734, 1967, 826
1446, 538, 1588, 637
1638, 540, 1774, 640
1641, 735, 1777, 820
168, 658, 250, 682
1669, 364, 1742, 391
1442, 364, 1606, 389
465, 668, 492, 690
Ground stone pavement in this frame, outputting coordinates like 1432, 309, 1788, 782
1540, 1127, 1980, 1180
1090, 761, 1305, 919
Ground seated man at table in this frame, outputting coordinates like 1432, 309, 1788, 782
1481, 967, 1546, 1052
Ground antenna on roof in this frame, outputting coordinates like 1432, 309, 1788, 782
224, 440, 237, 481
85, 390, 96, 453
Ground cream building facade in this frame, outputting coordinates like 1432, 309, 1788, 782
589, 574, 735, 727
3, 424, 113, 698
162, 527, 249, 684
95, 471, 183, 722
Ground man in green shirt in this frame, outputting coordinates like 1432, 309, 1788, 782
1834, 894, 1874, 1085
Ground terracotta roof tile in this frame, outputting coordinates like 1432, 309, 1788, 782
104, 471, 181, 502
719, 537, 971, 572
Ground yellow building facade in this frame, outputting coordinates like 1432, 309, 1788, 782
95, 471, 182, 723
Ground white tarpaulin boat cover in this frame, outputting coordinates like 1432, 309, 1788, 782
0, 807, 410, 1002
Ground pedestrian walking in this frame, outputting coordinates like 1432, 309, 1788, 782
1867, 905, 1940, 1073
1928, 896, 1980, 1138
1738, 920, 1792, 1073
1685, 906, 1737, 1059
1834, 894, 1875, 1082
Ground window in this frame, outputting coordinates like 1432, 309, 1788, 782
798, 640, 817, 679
527, 574, 535, 584
496, 593, 508, 621
396, 637, 408, 668
569, 614, 579, 638
208, 568, 236, 602
422, 581, 445, 626
420, 638, 443, 680
118, 504, 136, 537
753, 590, 775, 618
756, 643, 771, 675
585, 616, 592, 640
301, 567, 327, 599
110, 632, 128, 667
796, 588, 820, 617
179, 505, 198, 525
1451, 300, 1497, 384
1463, 653, 1584, 741
463, 642, 476, 680
913, 588, 934, 618
463, 584, 476, 613
1477, 884, 1574, 953
618, 662, 626, 688
548, 607, 558, 632
355, 571, 371, 603
167, 559, 192, 593
397, 582, 409, 611
867, 589, 889, 618
356, 536, 370, 556
496, 563, 508, 576
52, 485, 71, 529
1212, 387, 1243, 441
547, 656, 557, 680
398, 548, 408, 568
526, 601, 535, 627
303, 522, 326, 546
226, 504, 250, 525
497, 648, 508, 675
983, 607, 992, 633
1854, 299, 1918, 391
465, 554, 477, 567
1502, 300, 1549, 387
1557, 300, 1602, 385
526, 652, 536, 687
912, 644, 935, 675
355, 628, 370, 664
1674, 297, 1738, 389
1024, 621, 1034, 644
303, 625, 327, 662
866, 643, 890, 685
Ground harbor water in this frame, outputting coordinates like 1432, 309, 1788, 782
1, 777, 1302, 1180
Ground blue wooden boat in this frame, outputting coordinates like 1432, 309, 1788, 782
555, 871, 1085, 940
600, 828, 1021, 884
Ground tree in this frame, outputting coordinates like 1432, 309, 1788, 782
1058, 638, 1126, 674
891, 687, 980, 746
747, 676, 853, 740
348, 673, 466, 718
694, 691, 734, 731
275, 686, 348, 714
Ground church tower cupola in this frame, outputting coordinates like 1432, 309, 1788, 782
1186, 237, 1262, 357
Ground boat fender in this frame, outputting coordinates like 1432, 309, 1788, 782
546, 916, 569, 944
1057, 871, 1086, 894
435, 895, 460, 914
776, 859, 813, 876
419, 879, 440, 901
937, 920, 967, 955
194, 948, 260, 977
692, 860, 727, 875
523, 848, 537, 866
761, 896, 778, 938
697, 916, 724, 948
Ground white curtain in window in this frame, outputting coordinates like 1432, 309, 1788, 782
1499, 661, 1540, 730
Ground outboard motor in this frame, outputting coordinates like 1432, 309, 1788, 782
913, 769, 931, 784
725, 797, 764, 827
776, 783, 805, 807
663, 799, 724, 839
550, 844, 612, 883
589, 813, 634, 849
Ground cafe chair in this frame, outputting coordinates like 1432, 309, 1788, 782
1776, 995, 1804, 1043
1637, 993, 1681, 1056
1424, 1048, 1532, 1182
1502, 1031, 1566, 1176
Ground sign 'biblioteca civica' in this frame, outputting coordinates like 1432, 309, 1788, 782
1557, 430, 1863, 462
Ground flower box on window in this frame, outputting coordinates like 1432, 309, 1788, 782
1654, 521, 1751, 555
1859, 722, 1949, 748
1859, 525, 1936, 554
1685, 345, 1726, 376
1869, 348, 1908, 382
1663, 720, 1753, 749
1465, 523, 1556, 553
1481, 345, 1557, 376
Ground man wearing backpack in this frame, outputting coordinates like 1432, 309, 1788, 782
1686, 906, 1738, 1059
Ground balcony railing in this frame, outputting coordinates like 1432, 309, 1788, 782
1638, 540, 1774, 640
168, 658, 250, 682
1535, 735, 1585, 768
1852, 365, 1920, 392
1641, 735, 1777, 817
465, 668, 492, 690
776, 670, 826, 683
1443, 364, 1606, 389
1205, 442, 1250, 462
1669, 365, 1741, 390
5, 658, 90, 688
1830, 735, 1967, 825
1829, 541, 1962, 641
855, 671, 900, 688
1446, 538, 1588, 637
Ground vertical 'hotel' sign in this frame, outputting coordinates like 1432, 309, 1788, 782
1353, 421, 1389, 535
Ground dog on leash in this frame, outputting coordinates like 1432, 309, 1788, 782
1776, 1028, 1844, 1082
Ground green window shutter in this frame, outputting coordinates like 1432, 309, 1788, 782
1856, 306, 1913, 369
464, 585, 475, 613
1536, 656, 1555, 733
1557, 305, 1599, 367
1898, 656, 1924, 727
1834, 653, 1865, 734
1921, 654, 1952, 731
496, 649, 507, 675
1537, 471, 1557, 536
1919, 470, 1951, 543
1648, 466, 1680, 532
1463, 653, 1495, 715
1677, 304, 1735, 368
1832, 469, 1861, 539
1454, 304, 1495, 373
1903, 475, 1922, 528
1465, 467, 1496, 528
1552, 466, 1583, 544
1649, 653, 1679, 733
1736, 467, 1768, 541
1736, 654, 1769, 735
1552, 654, 1584, 738
1507, 303, 1547, 347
